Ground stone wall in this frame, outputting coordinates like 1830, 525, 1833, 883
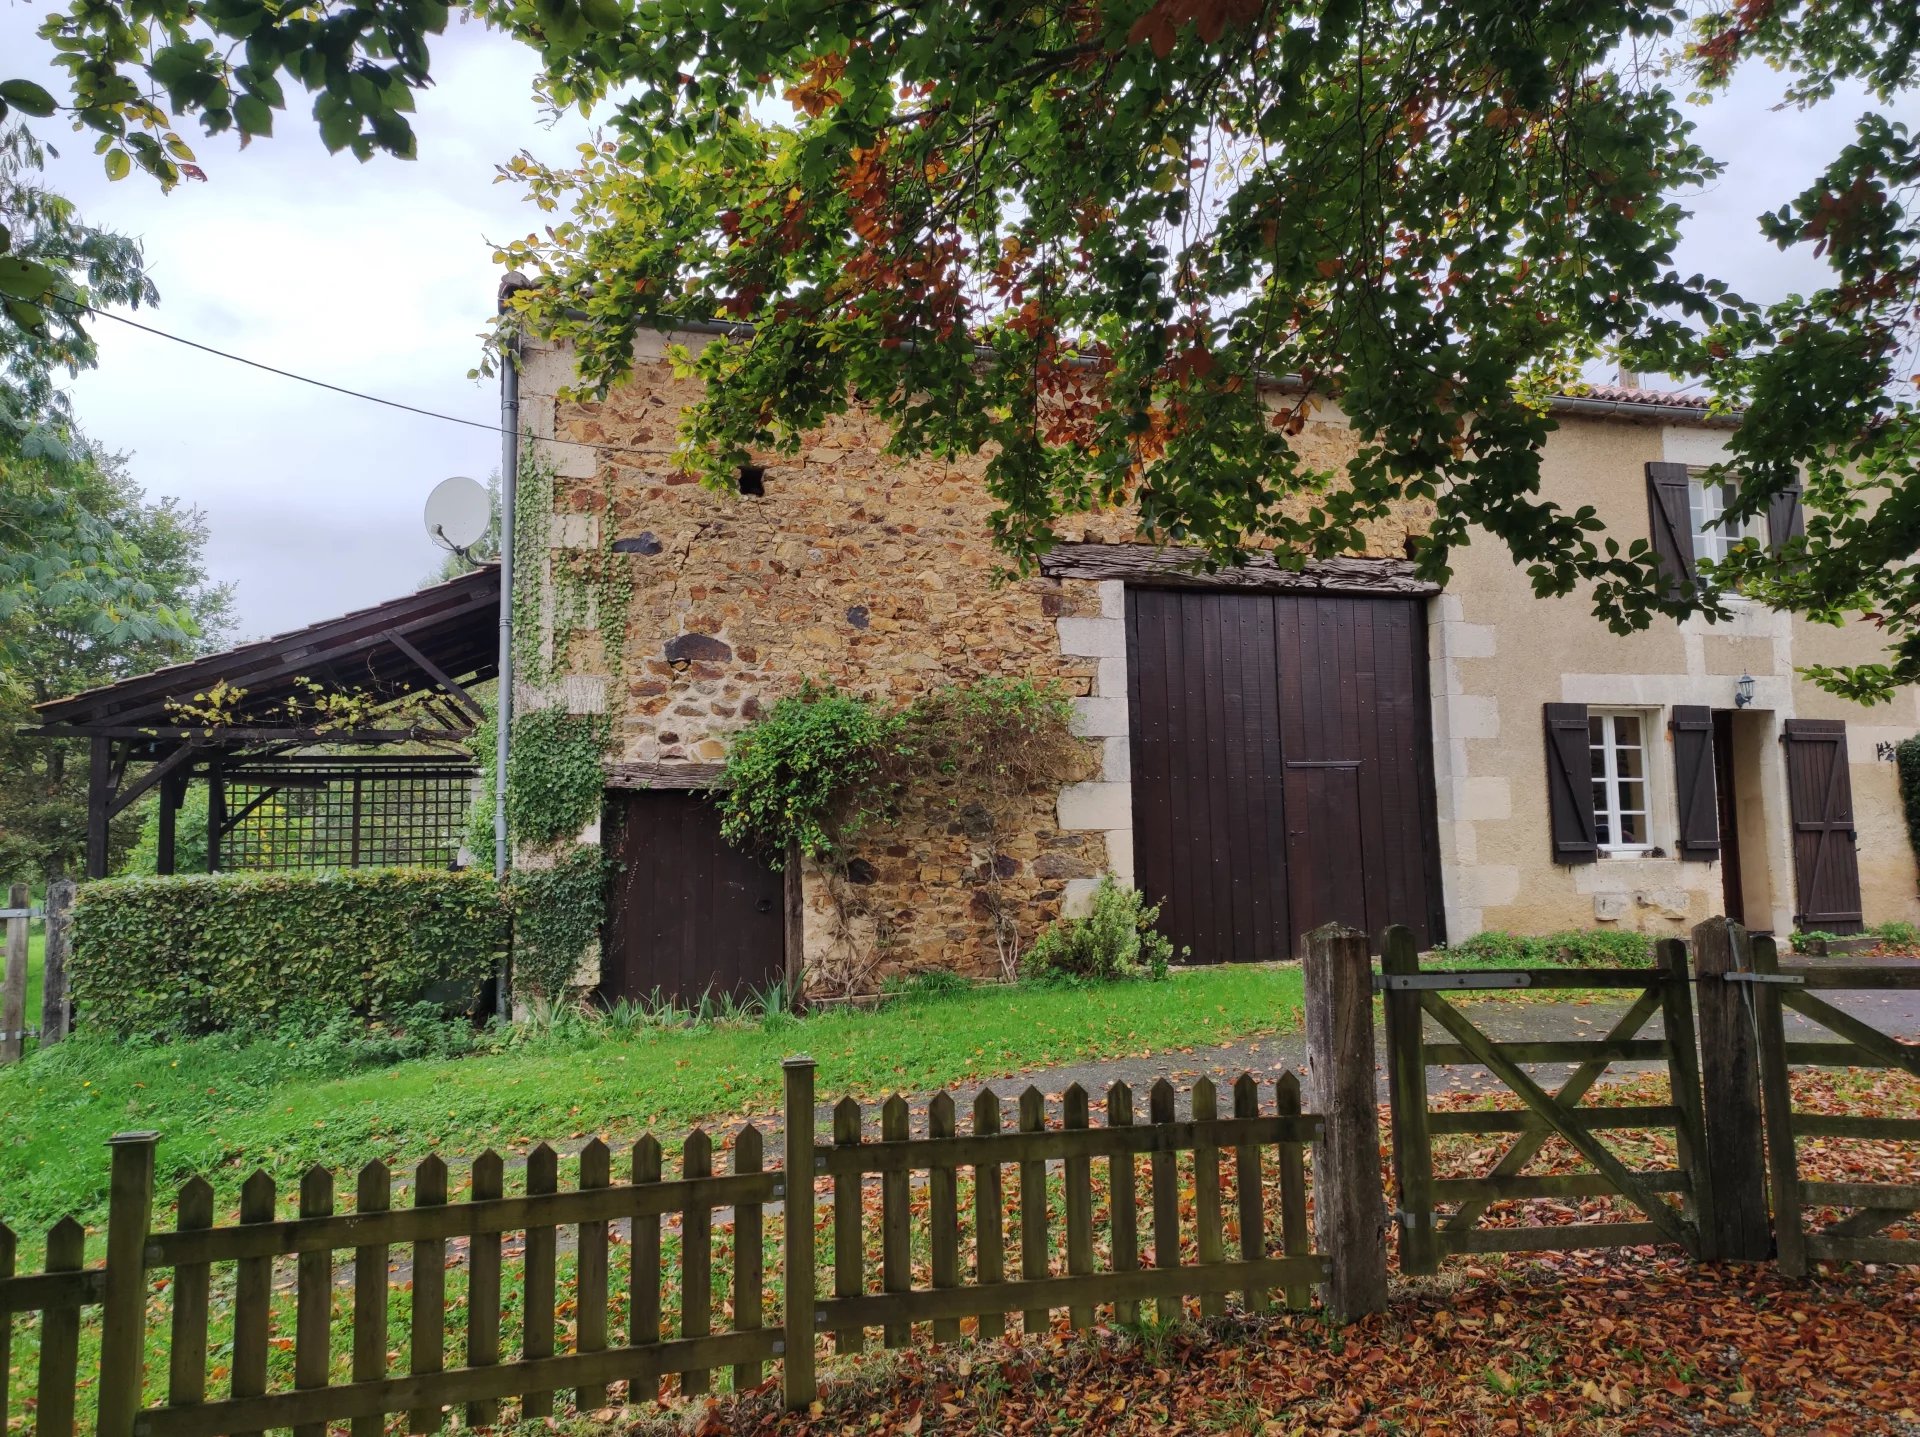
522, 331, 1110, 989
519, 328, 1425, 989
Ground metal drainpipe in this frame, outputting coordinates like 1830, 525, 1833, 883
494, 326, 520, 1017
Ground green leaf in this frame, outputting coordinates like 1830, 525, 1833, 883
0, 78, 57, 116
233, 95, 273, 136
103, 147, 131, 181
0, 256, 56, 298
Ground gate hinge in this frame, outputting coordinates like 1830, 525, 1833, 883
1720, 972, 1804, 985
1374, 972, 1534, 991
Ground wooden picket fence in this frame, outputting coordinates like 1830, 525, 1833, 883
0, 1057, 1332, 1435
1, 879, 74, 1065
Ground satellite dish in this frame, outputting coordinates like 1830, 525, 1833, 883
424, 476, 490, 554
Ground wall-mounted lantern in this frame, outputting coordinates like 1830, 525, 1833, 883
1734, 672, 1756, 709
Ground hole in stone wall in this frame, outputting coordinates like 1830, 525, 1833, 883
736, 465, 766, 497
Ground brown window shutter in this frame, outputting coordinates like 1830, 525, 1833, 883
1646, 461, 1696, 598
1543, 703, 1597, 865
1768, 480, 1805, 550
1669, 705, 1720, 860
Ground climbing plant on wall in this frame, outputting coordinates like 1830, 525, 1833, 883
716, 677, 1087, 989
511, 448, 631, 691
465, 445, 631, 998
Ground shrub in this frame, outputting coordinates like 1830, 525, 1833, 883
1898, 735, 1920, 873
70, 867, 506, 1039
1020, 876, 1180, 984
715, 682, 902, 864
1446, 928, 1656, 968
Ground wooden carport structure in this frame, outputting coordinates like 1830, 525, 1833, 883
29, 565, 500, 878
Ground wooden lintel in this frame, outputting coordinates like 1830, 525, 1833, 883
1037, 543, 1441, 597
604, 761, 727, 791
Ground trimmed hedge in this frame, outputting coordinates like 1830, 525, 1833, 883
70, 868, 507, 1039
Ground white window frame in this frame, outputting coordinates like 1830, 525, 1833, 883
1589, 709, 1656, 857
1687, 469, 1755, 567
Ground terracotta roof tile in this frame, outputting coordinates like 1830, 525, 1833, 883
1574, 384, 1713, 410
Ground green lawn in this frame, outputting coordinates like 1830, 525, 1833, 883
0, 964, 1304, 1239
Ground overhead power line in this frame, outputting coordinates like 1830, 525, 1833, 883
49, 295, 686, 464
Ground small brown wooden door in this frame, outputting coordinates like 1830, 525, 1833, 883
603, 790, 789, 1005
1782, 720, 1864, 934
1127, 589, 1444, 963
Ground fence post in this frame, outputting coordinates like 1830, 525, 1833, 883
1302, 923, 1388, 1320
1654, 937, 1714, 1250
1380, 924, 1437, 1275
96, 1130, 159, 1437
43, 879, 75, 1046
1690, 917, 1771, 1260
1749, 935, 1807, 1277
1, 882, 28, 1063
782, 1056, 818, 1410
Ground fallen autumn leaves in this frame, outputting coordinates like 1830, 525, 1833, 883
642, 1254, 1920, 1436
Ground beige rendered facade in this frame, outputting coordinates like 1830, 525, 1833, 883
515, 323, 1918, 995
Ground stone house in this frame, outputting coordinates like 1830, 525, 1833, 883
508, 320, 1920, 1001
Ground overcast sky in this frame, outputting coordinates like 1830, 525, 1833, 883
0, 7, 1887, 637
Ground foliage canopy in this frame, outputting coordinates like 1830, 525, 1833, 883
4, 1, 1919, 689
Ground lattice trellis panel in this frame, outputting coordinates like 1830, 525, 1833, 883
223, 761, 476, 871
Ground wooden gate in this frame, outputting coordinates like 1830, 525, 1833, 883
1126, 589, 1444, 963
603, 790, 790, 1007
1744, 936, 1920, 1275
1380, 927, 1710, 1269
1782, 720, 1864, 934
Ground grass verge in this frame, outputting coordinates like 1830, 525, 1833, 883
0, 963, 1303, 1236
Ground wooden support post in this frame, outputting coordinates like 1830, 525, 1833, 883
1302, 923, 1389, 1320
782, 1057, 818, 1411
0, 882, 27, 1064
1380, 924, 1437, 1275
96, 1130, 158, 1437
157, 772, 181, 875
42, 878, 74, 1045
1691, 916, 1771, 1261
206, 756, 225, 874
87, 738, 111, 879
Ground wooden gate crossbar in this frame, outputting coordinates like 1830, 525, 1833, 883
1383, 929, 1708, 1272
1747, 939, 1920, 1277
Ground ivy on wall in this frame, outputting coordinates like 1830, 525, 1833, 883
458, 445, 632, 998
505, 845, 610, 1001
716, 677, 1087, 989
512, 449, 631, 691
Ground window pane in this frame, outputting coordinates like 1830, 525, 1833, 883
1616, 743, 1644, 781
1589, 716, 1604, 746
1619, 810, 1646, 845
1617, 779, 1645, 814
1613, 715, 1642, 748
1596, 812, 1613, 846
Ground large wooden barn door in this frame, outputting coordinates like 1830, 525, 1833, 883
1127, 589, 1443, 963
1782, 720, 1864, 935
603, 790, 789, 1006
